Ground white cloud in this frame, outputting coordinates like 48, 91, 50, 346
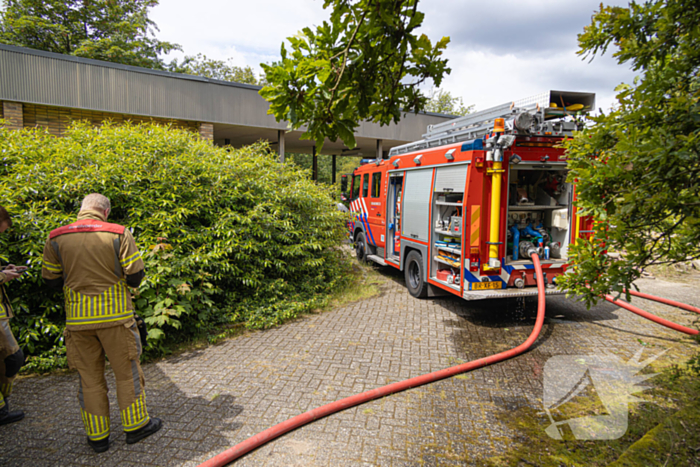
150, 0, 637, 110
441, 46, 635, 113
151, 0, 329, 71
416, 0, 637, 113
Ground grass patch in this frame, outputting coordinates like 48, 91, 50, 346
324, 254, 386, 309
485, 353, 700, 466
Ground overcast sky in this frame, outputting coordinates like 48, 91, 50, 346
151, 0, 636, 113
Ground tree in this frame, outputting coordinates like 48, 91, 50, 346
168, 54, 265, 85
286, 152, 334, 184
0, 0, 179, 69
285, 153, 363, 187
335, 155, 363, 180
260, 0, 451, 152
558, 0, 700, 306
425, 88, 473, 116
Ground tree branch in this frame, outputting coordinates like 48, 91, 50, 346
388, 1, 416, 110
324, 7, 369, 117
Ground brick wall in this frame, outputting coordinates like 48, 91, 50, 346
199, 122, 214, 142
0, 100, 212, 137
19, 103, 201, 136
2, 101, 24, 130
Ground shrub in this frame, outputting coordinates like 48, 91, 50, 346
0, 122, 350, 366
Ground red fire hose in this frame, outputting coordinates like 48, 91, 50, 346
622, 288, 700, 315
603, 294, 699, 336
199, 257, 700, 466
198, 253, 548, 467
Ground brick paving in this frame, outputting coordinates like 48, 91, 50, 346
0, 268, 698, 466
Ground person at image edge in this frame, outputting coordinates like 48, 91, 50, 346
0, 206, 26, 426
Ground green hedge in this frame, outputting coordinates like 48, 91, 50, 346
0, 122, 349, 365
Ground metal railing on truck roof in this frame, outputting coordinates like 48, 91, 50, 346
389, 90, 595, 157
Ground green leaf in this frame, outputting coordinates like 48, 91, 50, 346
258, 0, 451, 152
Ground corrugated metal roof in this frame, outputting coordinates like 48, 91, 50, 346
0, 43, 455, 139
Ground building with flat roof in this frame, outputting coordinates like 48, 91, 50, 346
0, 44, 456, 181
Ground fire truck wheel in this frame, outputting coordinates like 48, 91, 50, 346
405, 250, 428, 298
355, 232, 368, 262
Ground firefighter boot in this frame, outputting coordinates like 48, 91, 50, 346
0, 402, 24, 426
125, 417, 162, 444
87, 436, 110, 453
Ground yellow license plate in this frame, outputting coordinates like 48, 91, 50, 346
471, 281, 502, 291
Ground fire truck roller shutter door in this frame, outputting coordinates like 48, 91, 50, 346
434, 165, 468, 192
402, 169, 433, 242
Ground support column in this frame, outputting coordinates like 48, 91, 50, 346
312, 146, 318, 181
198, 122, 214, 142
278, 130, 286, 163
376, 139, 384, 160
332, 154, 337, 184
2, 102, 23, 131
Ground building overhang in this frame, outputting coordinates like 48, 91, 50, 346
0, 44, 457, 155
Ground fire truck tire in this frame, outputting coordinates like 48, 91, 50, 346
355, 232, 368, 263
405, 250, 428, 298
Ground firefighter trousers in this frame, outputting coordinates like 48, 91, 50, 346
64, 319, 150, 441
0, 319, 21, 410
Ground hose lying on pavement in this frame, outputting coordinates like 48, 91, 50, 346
603, 294, 699, 336
198, 253, 548, 467
622, 288, 700, 315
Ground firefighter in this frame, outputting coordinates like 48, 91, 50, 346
0, 206, 26, 426
41, 194, 162, 453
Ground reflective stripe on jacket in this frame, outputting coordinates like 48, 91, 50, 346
42, 210, 145, 330
64, 280, 133, 326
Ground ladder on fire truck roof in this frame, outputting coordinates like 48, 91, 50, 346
388, 90, 596, 157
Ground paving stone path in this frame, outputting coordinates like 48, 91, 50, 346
1, 268, 698, 466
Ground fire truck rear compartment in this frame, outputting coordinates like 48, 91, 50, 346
429, 164, 468, 291
505, 165, 572, 267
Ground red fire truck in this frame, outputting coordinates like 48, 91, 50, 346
346, 90, 595, 300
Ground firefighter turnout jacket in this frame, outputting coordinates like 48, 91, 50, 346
41, 210, 151, 442
41, 210, 145, 330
